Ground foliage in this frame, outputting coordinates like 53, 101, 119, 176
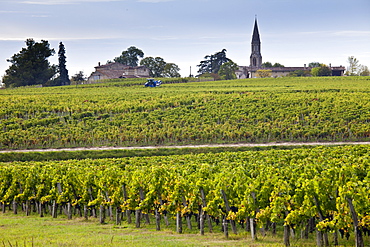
70, 71, 86, 84
197, 49, 230, 74
163, 63, 181, 78
311, 65, 332, 77
308, 62, 321, 68
256, 69, 272, 78
114, 46, 144, 67
1, 77, 370, 150
0, 145, 369, 247
359, 65, 370, 76
346, 56, 360, 76
287, 70, 311, 77
218, 60, 239, 80
262, 62, 284, 68
197, 73, 219, 80
2, 39, 56, 88
140, 57, 166, 77
58, 42, 70, 85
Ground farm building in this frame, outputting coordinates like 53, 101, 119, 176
88, 62, 150, 81
237, 19, 345, 78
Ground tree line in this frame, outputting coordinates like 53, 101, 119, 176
2, 39, 369, 88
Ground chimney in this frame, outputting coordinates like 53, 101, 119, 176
98, 62, 101, 66
304, 64, 306, 69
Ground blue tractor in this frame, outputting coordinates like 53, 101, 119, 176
145, 78, 162, 87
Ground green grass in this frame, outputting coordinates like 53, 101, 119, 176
2, 212, 351, 247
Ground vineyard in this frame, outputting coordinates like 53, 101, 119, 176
1, 77, 370, 150
1, 146, 369, 246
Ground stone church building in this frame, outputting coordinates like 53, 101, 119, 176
236, 19, 345, 78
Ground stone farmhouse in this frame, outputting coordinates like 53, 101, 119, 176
88, 62, 150, 81
236, 19, 345, 78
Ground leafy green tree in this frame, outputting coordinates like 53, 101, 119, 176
2, 39, 55, 88
140, 57, 166, 77
261, 62, 273, 67
346, 56, 362, 76
219, 60, 239, 80
114, 46, 144, 66
48, 42, 71, 86
272, 63, 284, 67
262, 62, 284, 68
311, 65, 332, 76
197, 49, 230, 74
308, 62, 321, 68
71, 71, 86, 84
288, 70, 310, 77
163, 63, 181, 78
359, 65, 369, 76
58, 42, 70, 85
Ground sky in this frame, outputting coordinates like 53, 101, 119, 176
0, 0, 369, 79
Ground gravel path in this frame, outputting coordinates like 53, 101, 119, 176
1, 141, 370, 153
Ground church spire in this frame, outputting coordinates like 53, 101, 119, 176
252, 17, 260, 44
250, 17, 262, 68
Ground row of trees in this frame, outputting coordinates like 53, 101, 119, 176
1, 41, 182, 88
2, 39, 71, 88
110, 46, 181, 78
346, 56, 370, 76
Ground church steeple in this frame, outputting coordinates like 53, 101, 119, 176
250, 17, 262, 68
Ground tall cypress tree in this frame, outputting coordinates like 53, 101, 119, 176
58, 42, 70, 85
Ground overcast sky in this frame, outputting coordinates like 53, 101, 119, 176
1, 0, 369, 78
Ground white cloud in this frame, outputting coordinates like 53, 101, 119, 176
333, 31, 370, 37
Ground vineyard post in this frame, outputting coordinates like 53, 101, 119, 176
200, 187, 212, 233
122, 185, 131, 224
52, 200, 57, 218
83, 205, 88, 220
158, 192, 169, 226
67, 203, 72, 220
199, 206, 205, 235
223, 216, 229, 239
250, 192, 257, 240
139, 187, 150, 224
347, 197, 364, 247
181, 195, 192, 230
135, 208, 141, 228
104, 191, 113, 221
316, 230, 323, 247
155, 207, 160, 231
220, 189, 237, 234
12, 200, 17, 214
313, 195, 329, 246
176, 210, 183, 234
250, 218, 257, 240
88, 187, 97, 218
116, 206, 122, 225
25, 201, 30, 216
39, 202, 44, 217
284, 224, 290, 247
99, 204, 105, 224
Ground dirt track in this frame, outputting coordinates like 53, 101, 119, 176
1, 141, 370, 153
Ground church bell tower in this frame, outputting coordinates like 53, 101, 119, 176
250, 18, 262, 68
